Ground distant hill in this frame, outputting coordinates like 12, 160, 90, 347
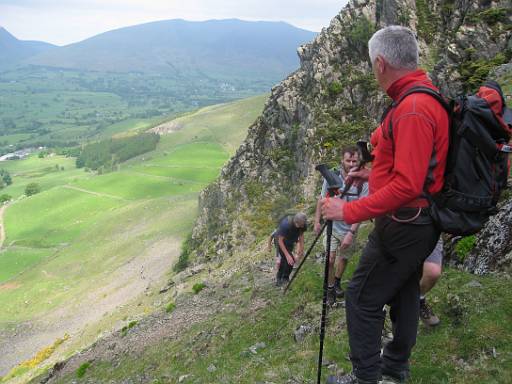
0, 27, 56, 69
26, 19, 316, 80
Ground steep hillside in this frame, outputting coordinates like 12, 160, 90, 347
29, 227, 512, 383
26, 19, 316, 81
0, 27, 55, 70
0, 95, 266, 383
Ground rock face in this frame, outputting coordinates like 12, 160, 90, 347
191, 0, 512, 267
464, 199, 512, 275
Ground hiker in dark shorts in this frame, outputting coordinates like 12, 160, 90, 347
274, 212, 307, 286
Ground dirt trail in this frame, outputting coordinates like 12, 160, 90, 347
0, 236, 181, 377
0, 204, 7, 249
62, 185, 128, 201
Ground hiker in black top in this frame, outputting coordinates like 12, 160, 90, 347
275, 212, 307, 286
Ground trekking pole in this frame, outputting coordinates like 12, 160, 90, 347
316, 145, 374, 382
318, 215, 333, 384
312, 164, 345, 384
283, 221, 327, 294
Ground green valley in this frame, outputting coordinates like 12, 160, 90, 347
0, 94, 266, 381
0, 67, 266, 155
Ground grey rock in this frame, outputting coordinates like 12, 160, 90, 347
294, 325, 312, 342
464, 199, 512, 275
249, 342, 267, 354
464, 280, 483, 288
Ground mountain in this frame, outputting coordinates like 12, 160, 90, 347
0, 27, 56, 69
26, 19, 317, 80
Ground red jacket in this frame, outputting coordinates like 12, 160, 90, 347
344, 70, 449, 224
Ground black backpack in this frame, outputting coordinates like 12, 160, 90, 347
387, 81, 512, 236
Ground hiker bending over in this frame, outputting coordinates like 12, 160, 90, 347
274, 213, 307, 286
314, 146, 368, 306
321, 26, 449, 384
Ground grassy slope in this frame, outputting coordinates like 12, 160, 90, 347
44, 223, 512, 384
0, 94, 266, 382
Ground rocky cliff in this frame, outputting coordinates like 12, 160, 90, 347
463, 198, 512, 274
191, 0, 512, 266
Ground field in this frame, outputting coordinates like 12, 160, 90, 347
0, 94, 267, 380
0, 67, 270, 154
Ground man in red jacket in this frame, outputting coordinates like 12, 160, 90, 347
323, 26, 449, 384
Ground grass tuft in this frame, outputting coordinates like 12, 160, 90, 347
76, 362, 91, 378
192, 283, 206, 294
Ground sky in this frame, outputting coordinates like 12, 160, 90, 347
0, 0, 350, 46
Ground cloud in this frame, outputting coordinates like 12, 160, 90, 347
0, 0, 348, 45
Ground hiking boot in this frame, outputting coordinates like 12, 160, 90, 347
335, 284, 345, 298
326, 372, 376, 384
419, 298, 440, 327
381, 365, 410, 383
327, 286, 336, 306
381, 372, 409, 383
381, 373, 409, 383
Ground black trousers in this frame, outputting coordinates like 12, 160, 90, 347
276, 243, 294, 281
345, 215, 440, 382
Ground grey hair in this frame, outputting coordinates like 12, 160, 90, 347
293, 212, 307, 228
368, 26, 419, 70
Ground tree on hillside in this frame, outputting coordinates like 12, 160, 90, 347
76, 133, 160, 171
76, 157, 85, 168
25, 182, 41, 196
0, 194, 11, 203
0, 169, 12, 187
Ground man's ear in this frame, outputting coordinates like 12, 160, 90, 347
375, 55, 386, 75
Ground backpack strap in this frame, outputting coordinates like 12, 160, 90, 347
386, 86, 451, 143
382, 86, 452, 174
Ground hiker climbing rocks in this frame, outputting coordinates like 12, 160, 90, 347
314, 146, 368, 306
274, 212, 307, 286
321, 26, 449, 384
